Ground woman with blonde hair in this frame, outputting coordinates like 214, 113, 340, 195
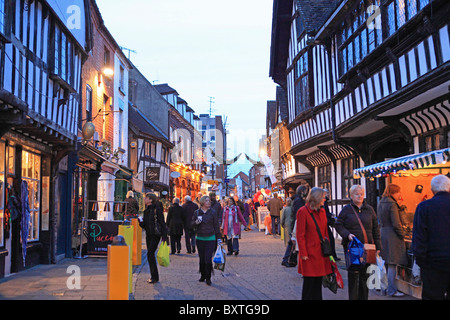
296, 187, 332, 300
377, 183, 407, 297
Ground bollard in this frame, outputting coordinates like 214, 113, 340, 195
107, 235, 129, 300
131, 218, 142, 266
118, 224, 134, 294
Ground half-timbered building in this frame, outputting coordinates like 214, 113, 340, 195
270, 0, 449, 297
0, 0, 91, 275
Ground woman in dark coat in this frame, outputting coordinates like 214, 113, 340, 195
139, 192, 168, 284
124, 190, 140, 220
335, 184, 381, 300
166, 198, 185, 254
377, 184, 407, 297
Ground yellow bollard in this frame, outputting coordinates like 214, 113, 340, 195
107, 236, 129, 300
131, 218, 142, 266
119, 224, 134, 294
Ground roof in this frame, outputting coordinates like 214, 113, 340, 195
128, 106, 172, 146
295, 0, 341, 34
153, 83, 179, 95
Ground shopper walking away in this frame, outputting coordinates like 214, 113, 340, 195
222, 198, 247, 255
335, 185, 381, 300
139, 192, 168, 284
243, 199, 251, 230
281, 198, 295, 267
166, 198, 185, 254
377, 184, 407, 297
210, 192, 222, 222
124, 190, 139, 220
267, 193, 282, 235
182, 196, 198, 254
191, 196, 222, 285
412, 174, 450, 300
296, 187, 332, 300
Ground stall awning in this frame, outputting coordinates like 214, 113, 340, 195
354, 148, 450, 178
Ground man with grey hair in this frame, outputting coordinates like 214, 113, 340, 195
412, 174, 450, 300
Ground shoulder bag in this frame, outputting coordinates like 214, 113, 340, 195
309, 209, 333, 257
350, 205, 376, 264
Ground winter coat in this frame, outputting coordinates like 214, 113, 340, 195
182, 200, 199, 231
267, 197, 282, 217
190, 208, 221, 240
124, 196, 139, 217
335, 201, 381, 252
412, 191, 450, 271
210, 199, 222, 221
166, 204, 185, 236
296, 204, 332, 277
139, 204, 168, 241
280, 205, 294, 245
377, 196, 407, 265
221, 205, 247, 237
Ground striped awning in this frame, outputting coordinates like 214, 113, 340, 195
354, 148, 450, 178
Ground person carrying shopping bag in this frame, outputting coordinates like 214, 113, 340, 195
191, 196, 222, 285
139, 192, 168, 284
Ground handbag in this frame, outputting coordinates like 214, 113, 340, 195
350, 206, 377, 264
323, 257, 344, 294
309, 209, 332, 257
288, 245, 298, 267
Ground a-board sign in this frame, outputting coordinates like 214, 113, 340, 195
257, 207, 270, 232
86, 220, 123, 256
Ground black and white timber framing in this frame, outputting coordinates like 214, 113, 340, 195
270, 0, 450, 210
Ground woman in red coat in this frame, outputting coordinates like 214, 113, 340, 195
296, 187, 332, 300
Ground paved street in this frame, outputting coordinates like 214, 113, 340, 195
0, 226, 416, 301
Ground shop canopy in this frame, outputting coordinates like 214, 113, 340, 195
354, 148, 450, 178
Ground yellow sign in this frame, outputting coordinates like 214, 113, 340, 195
207, 180, 219, 185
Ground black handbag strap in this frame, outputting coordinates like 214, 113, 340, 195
307, 207, 325, 242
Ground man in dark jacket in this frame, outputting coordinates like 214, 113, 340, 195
267, 194, 282, 235
182, 195, 199, 254
412, 174, 450, 300
166, 198, 185, 254
210, 192, 222, 221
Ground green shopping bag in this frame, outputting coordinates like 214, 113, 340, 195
157, 241, 170, 267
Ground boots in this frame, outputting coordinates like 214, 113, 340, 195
198, 263, 206, 282
205, 263, 213, 286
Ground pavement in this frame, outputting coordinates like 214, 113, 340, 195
0, 225, 418, 302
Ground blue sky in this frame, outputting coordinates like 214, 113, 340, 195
96, 0, 276, 176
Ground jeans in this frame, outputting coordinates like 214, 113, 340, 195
185, 229, 196, 253
387, 264, 398, 296
282, 240, 293, 264
271, 216, 280, 235
226, 236, 239, 254
146, 234, 161, 281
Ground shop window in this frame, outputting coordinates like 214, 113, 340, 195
21, 150, 41, 242
0, 141, 4, 247
422, 132, 440, 152
318, 164, 332, 196
342, 157, 359, 199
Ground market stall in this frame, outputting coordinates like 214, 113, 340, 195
354, 147, 450, 298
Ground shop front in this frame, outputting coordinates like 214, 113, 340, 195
170, 163, 202, 201
354, 147, 450, 298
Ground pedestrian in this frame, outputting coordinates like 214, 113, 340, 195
139, 192, 168, 284
412, 174, 450, 300
243, 199, 251, 230
191, 195, 222, 285
292, 185, 308, 217
222, 197, 247, 255
124, 190, 140, 220
281, 198, 295, 267
335, 184, 381, 300
377, 183, 408, 297
296, 187, 332, 300
182, 195, 198, 254
267, 193, 282, 235
166, 198, 185, 254
323, 189, 338, 261
194, 192, 202, 207
210, 192, 222, 222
